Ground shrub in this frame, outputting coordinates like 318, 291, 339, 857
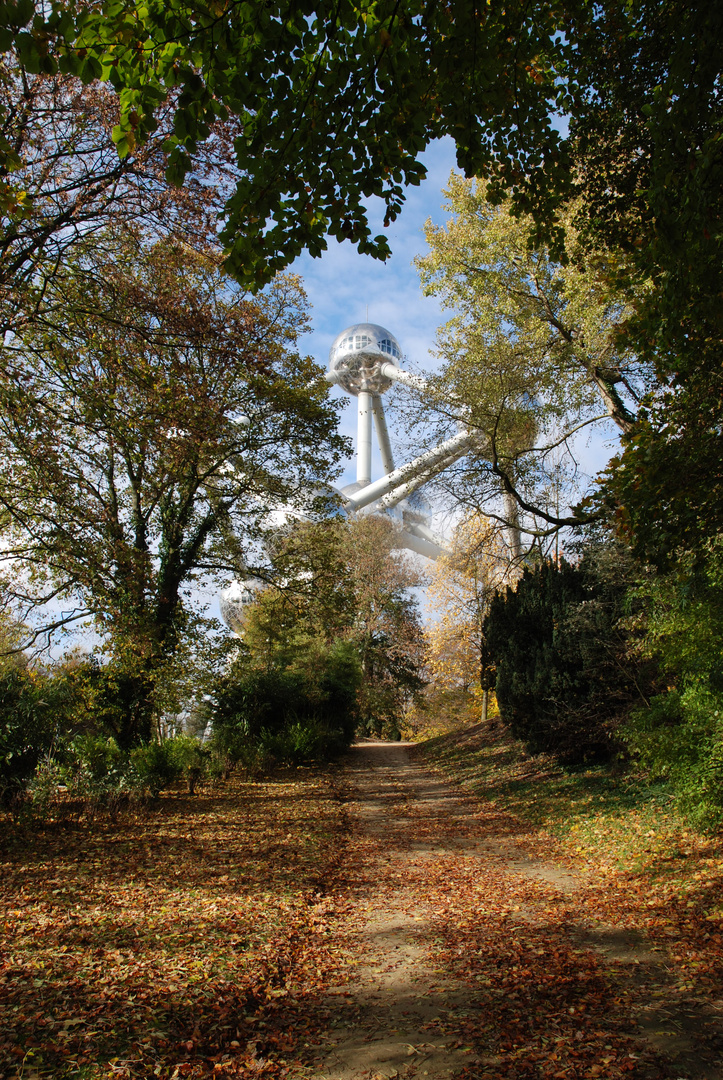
166, 734, 209, 793
0, 667, 69, 806
621, 540, 723, 829
210, 639, 361, 767
129, 740, 179, 797
484, 542, 646, 762
26, 755, 66, 818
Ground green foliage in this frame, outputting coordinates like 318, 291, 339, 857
166, 733, 208, 788
69, 733, 125, 785
409, 174, 652, 542
256, 718, 339, 767
602, 382, 723, 570
58, 0, 569, 288
211, 639, 361, 767
343, 516, 427, 737
0, 665, 81, 804
237, 516, 426, 742
26, 735, 134, 818
0, 656, 210, 812
9, 0, 713, 342
566, 1, 723, 373
2, 2, 719, 586
0, 668, 54, 801
484, 541, 646, 762
563, 3, 723, 567
621, 541, 723, 829
129, 740, 178, 797
418, 175, 645, 431
23, 733, 210, 820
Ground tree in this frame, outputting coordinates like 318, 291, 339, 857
347, 516, 427, 737
3, 1, 719, 316
235, 515, 427, 740
2, 0, 574, 287
563, 1, 723, 370
210, 639, 362, 766
240, 518, 356, 666
405, 174, 653, 547
599, 377, 723, 571
426, 513, 509, 721
0, 230, 346, 745
561, 1, 723, 568
0, 54, 230, 335
484, 539, 648, 762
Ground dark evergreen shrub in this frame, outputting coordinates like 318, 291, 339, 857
484, 544, 645, 762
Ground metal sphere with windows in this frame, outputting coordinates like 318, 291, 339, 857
328, 322, 402, 395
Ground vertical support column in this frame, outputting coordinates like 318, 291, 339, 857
357, 391, 373, 486
371, 394, 395, 475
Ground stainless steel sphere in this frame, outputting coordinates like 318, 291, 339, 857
328, 323, 402, 395
219, 578, 261, 635
400, 488, 432, 527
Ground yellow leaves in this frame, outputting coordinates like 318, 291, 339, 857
425, 512, 509, 693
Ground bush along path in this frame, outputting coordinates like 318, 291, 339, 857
2, 738, 723, 1079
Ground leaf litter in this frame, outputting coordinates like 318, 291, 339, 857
3, 732, 723, 1080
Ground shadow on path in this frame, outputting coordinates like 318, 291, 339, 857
307, 741, 723, 1080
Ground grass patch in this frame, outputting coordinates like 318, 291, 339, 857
413, 721, 717, 880
414, 721, 723, 1010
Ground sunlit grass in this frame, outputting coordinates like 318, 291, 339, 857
415, 722, 722, 888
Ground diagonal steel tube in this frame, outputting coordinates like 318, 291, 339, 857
396, 527, 444, 560
379, 362, 427, 393
344, 429, 475, 511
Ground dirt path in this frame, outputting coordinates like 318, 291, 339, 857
305, 741, 723, 1080
308, 741, 482, 1080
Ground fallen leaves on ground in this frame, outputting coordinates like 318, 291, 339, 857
414, 725, 723, 1078
0, 769, 356, 1079
4, 730, 723, 1080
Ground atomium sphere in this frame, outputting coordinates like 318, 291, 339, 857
328, 323, 402, 395
400, 488, 432, 527
219, 578, 261, 635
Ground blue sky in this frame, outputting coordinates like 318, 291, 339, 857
293, 138, 458, 369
